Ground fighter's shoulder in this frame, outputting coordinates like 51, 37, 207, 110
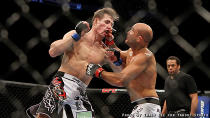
134, 53, 148, 63
144, 49, 155, 62
136, 50, 154, 62
144, 48, 153, 57
138, 49, 153, 58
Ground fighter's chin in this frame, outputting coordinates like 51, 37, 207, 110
125, 39, 128, 44
98, 33, 105, 39
101, 32, 107, 37
125, 40, 131, 46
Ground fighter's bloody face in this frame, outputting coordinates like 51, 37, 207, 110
95, 14, 114, 38
166, 59, 180, 76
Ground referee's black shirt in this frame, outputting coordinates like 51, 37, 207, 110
164, 71, 197, 112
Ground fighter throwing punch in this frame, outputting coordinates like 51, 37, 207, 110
26, 7, 119, 118
86, 23, 161, 118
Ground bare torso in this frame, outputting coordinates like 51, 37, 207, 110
125, 48, 158, 101
58, 33, 106, 85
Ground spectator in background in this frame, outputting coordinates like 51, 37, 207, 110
162, 56, 198, 118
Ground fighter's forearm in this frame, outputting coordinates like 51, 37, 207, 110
49, 38, 74, 57
101, 71, 124, 87
49, 30, 75, 57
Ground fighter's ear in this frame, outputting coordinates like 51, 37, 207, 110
138, 35, 143, 40
93, 18, 99, 26
137, 35, 143, 42
177, 64, 181, 70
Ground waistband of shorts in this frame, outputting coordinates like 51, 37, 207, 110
132, 97, 160, 106
168, 109, 188, 113
56, 71, 87, 88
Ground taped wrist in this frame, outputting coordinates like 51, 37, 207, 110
86, 64, 105, 79
71, 33, 80, 41
94, 68, 104, 79
113, 58, 122, 66
72, 21, 89, 41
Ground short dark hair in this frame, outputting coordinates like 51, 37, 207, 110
92, 7, 119, 23
166, 56, 181, 65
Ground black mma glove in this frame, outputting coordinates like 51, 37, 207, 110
106, 48, 122, 66
72, 21, 89, 41
86, 64, 104, 79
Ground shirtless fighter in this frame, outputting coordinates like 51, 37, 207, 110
26, 7, 119, 118
86, 23, 161, 118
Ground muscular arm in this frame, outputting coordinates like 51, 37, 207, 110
49, 30, 76, 57
189, 93, 198, 116
120, 50, 128, 68
101, 53, 148, 87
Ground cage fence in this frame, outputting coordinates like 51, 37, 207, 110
0, 80, 167, 118
0, 0, 210, 117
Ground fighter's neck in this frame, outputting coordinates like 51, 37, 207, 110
85, 30, 104, 47
131, 47, 147, 56
87, 29, 103, 42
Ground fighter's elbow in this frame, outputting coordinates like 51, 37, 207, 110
49, 44, 59, 58
115, 80, 124, 87
120, 74, 131, 87
107, 78, 124, 87
115, 75, 126, 87
49, 49, 57, 58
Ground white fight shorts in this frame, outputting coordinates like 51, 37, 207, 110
128, 97, 161, 118
26, 71, 95, 118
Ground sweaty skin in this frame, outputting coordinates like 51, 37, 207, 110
100, 23, 158, 101
125, 48, 157, 101
59, 32, 106, 85
36, 7, 119, 118
49, 14, 115, 85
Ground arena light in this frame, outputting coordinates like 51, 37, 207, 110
29, 0, 83, 10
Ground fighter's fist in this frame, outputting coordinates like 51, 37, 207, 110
75, 21, 90, 36
72, 21, 90, 41
106, 48, 122, 66
86, 64, 104, 79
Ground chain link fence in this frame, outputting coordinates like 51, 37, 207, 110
0, 0, 210, 117
0, 0, 210, 88
0, 80, 167, 118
